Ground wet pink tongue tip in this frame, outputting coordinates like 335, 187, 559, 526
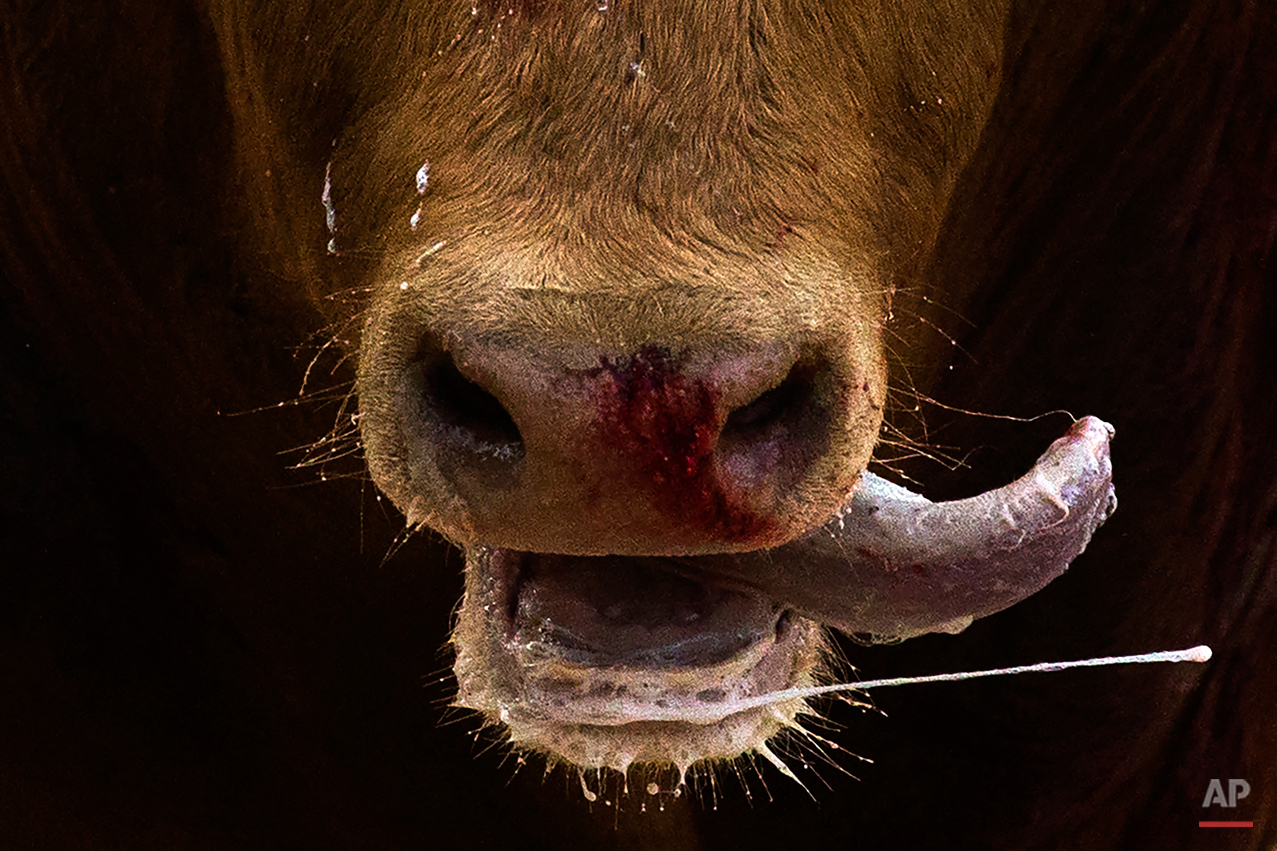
691, 416, 1118, 640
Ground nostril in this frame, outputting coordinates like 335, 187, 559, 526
724, 375, 801, 431
723, 361, 818, 436
418, 352, 525, 470
718, 358, 828, 487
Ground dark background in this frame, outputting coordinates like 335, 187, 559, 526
2, 0, 1274, 848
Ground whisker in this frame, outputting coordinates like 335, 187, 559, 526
731, 645, 1212, 713
572, 646, 1212, 726
832, 644, 1208, 690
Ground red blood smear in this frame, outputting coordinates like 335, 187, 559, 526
590, 345, 776, 544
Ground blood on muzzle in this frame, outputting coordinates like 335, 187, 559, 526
389, 334, 875, 555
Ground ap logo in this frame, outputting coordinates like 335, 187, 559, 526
1202, 778, 1250, 808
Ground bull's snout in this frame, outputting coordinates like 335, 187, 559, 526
393, 333, 870, 555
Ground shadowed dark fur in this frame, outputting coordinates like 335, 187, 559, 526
1, 0, 1274, 849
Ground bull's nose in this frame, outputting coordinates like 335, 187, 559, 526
399, 332, 859, 554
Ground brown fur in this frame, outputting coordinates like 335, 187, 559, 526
208, 0, 1007, 558
211, 0, 1011, 772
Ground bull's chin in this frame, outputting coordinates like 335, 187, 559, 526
452, 547, 825, 772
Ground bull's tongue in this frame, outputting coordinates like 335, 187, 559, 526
690, 416, 1117, 641
501, 417, 1115, 663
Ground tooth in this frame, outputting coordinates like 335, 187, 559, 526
698, 416, 1117, 641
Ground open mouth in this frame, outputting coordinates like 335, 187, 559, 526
452, 544, 827, 772
450, 417, 1117, 770
508, 553, 786, 669
455, 547, 821, 728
